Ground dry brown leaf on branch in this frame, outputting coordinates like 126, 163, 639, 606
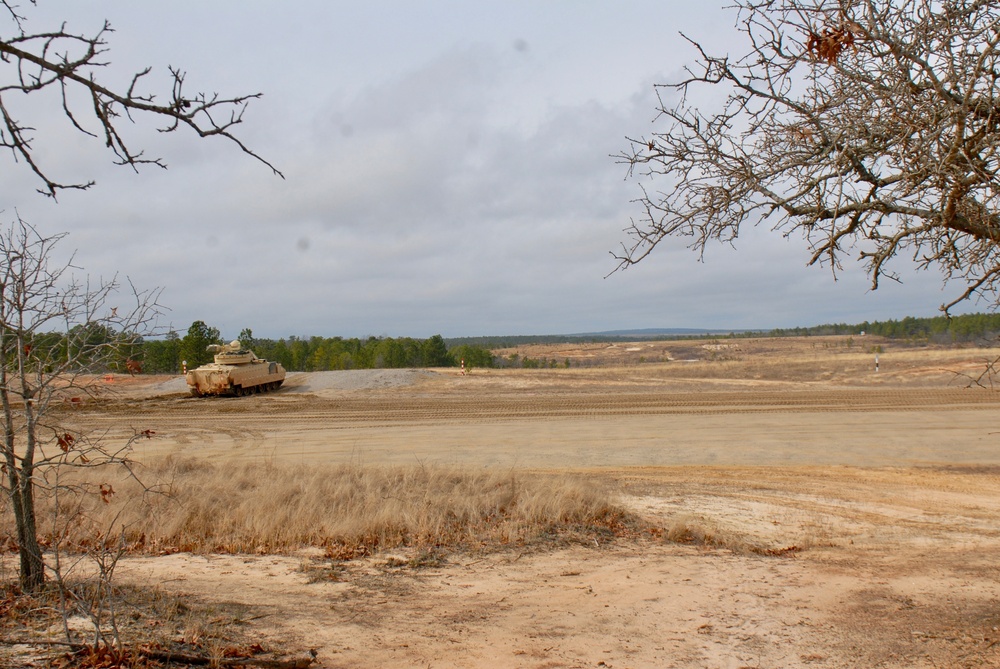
806, 26, 856, 64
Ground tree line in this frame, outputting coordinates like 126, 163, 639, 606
140, 321, 497, 373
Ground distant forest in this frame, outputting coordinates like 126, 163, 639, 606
766, 311, 1000, 341
76, 311, 1000, 375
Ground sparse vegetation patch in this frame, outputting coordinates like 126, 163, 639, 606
13, 459, 639, 560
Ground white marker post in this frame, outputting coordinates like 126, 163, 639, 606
875, 353, 879, 373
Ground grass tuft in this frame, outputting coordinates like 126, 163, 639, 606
663, 514, 802, 556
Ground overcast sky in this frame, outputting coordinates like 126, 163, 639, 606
0, 1, 973, 340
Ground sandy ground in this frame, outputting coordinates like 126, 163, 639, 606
9, 337, 1000, 668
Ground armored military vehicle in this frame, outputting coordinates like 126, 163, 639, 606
185, 341, 285, 397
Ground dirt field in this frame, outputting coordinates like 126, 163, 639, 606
15, 336, 1000, 667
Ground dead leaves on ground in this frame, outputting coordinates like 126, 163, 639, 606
47, 640, 315, 669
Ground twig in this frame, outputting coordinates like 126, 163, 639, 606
0, 638, 79, 647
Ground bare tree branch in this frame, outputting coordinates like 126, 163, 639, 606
617, 0, 1000, 315
0, 4, 283, 197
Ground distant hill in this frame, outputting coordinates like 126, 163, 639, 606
573, 327, 748, 338
447, 312, 1000, 349
444, 328, 751, 349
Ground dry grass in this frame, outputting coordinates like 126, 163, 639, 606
659, 514, 803, 556
15, 457, 636, 559
0, 461, 638, 666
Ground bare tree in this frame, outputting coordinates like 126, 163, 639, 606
0, 216, 162, 591
0, 0, 283, 197
617, 0, 1000, 314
